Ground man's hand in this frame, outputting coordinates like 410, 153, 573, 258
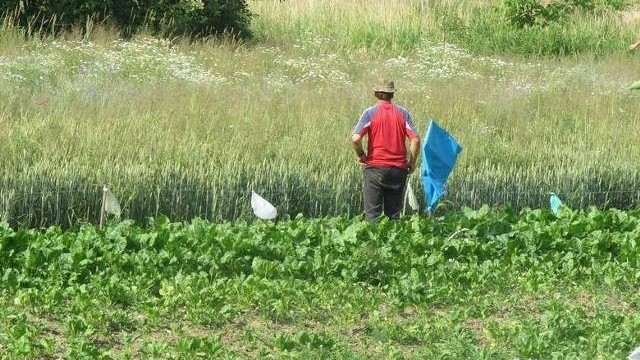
357, 154, 367, 166
352, 134, 368, 166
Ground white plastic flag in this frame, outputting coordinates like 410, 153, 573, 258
402, 181, 419, 216
104, 187, 121, 217
406, 182, 419, 211
251, 191, 277, 220
100, 185, 121, 229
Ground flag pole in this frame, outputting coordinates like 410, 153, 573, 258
402, 174, 410, 217
99, 185, 107, 230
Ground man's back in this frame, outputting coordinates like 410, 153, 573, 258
354, 102, 418, 169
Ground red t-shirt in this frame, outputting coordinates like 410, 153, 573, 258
353, 102, 418, 169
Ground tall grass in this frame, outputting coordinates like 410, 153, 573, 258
450, 6, 640, 56
250, 0, 640, 56
0, 0, 639, 227
249, 0, 466, 53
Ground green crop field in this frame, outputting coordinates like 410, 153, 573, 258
1, 208, 640, 358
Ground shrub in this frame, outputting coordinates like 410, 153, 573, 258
503, 0, 630, 29
504, 0, 574, 28
0, 0, 253, 39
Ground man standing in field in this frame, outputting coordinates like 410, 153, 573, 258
352, 79, 421, 221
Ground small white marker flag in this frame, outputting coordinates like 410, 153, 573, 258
251, 191, 277, 220
104, 187, 121, 217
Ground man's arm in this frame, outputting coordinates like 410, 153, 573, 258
352, 134, 367, 163
408, 137, 420, 173
352, 108, 371, 164
402, 110, 420, 173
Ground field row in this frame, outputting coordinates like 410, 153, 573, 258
1, 208, 639, 358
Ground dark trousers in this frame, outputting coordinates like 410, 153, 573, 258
363, 166, 408, 221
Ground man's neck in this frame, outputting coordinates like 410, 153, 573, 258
377, 100, 392, 105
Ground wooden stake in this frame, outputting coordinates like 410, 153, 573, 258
99, 185, 107, 230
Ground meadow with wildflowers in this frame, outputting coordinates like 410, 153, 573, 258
0, 0, 639, 226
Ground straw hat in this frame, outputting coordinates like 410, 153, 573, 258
373, 78, 395, 93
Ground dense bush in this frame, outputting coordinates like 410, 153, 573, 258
0, 0, 252, 39
504, 0, 630, 28
504, 0, 568, 28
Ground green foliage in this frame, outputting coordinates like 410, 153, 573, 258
0, 0, 252, 39
503, 0, 630, 29
249, 0, 636, 57
603, 0, 630, 10
439, 1, 636, 56
0, 210, 639, 356
504, 0, 567, 28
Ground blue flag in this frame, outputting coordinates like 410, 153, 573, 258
549, 192, 562, 215
421, 120, 462, 213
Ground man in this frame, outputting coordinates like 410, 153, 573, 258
352, 79, 421, 221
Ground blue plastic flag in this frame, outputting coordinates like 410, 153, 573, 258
549, 192, 562, 215
421, 120, 462, 213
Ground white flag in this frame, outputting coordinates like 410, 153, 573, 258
104, 187, 121, 217
251, 191, 277, 220
406, 182, 419, 211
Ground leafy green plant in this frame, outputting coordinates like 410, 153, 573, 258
504, 0, 562, 28
504, 0, 601, 28
1, 210, 639, 357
